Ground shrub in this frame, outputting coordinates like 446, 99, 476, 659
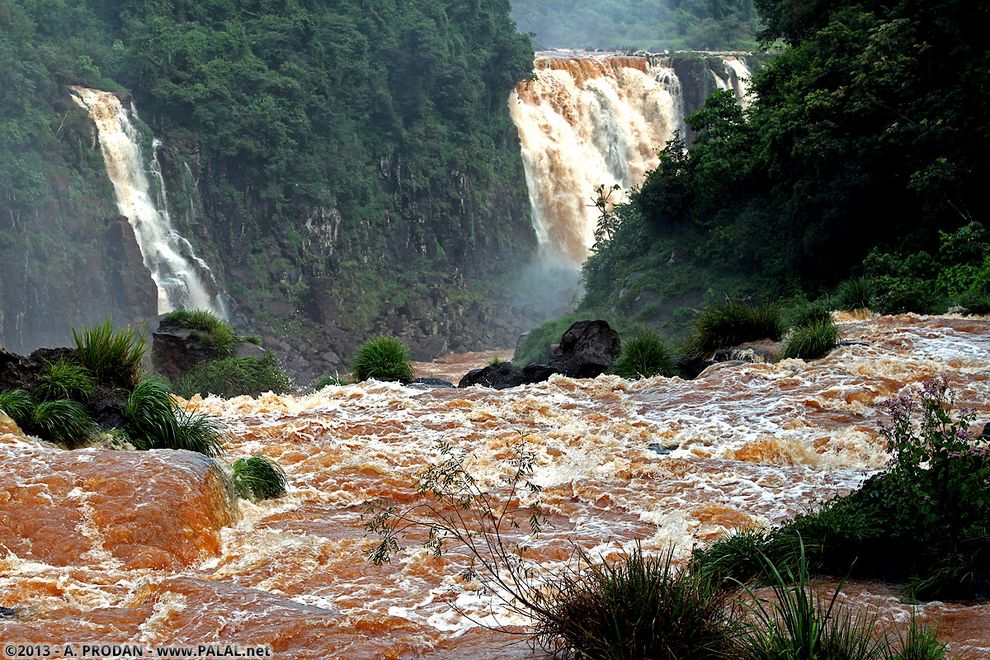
72, 319, 148, 388
124, 380, 225, 456
231, 455, 288, 501
685, 302, 784, 356
611, 331, 676, 379
36, 358, 95, 402
958, 287, 990, 315
536, 547, 742, 658
29, 399, 97, 448
162, 309, 237, 357
696, 379, 990, 599
781, 319, 839, 360
315, 373, 349, 388
0, 389, 35, 428
351, 336, 414, 383
835, 277, 875, 311
741, 546, 891, 659
174, 352, 292, 399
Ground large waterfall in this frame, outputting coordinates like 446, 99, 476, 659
71, 87, 226, 317
510, 53, 751, 265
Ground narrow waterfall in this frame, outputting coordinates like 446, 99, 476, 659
713, 56, 753, 108
70, 87, 226, 317
509, 54, 685, 265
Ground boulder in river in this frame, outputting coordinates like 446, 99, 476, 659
458, 362, 559, 390
546, 320, 621, 378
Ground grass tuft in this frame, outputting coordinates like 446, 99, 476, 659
36, 358, 95, 402
0, 389, 35, 428
782, 319, 840, 360
173, 352, 291, 399
231, 455, 288, 501
72, 319, 148, 388
124, 380, 225, 456
786, 299, 834, 328
611, 331, 676, 379
351, 336, 414, 383
685, 302, 784, 356
30, 399, 97, 448
162, 309, 238, 357
835, 277, 875, 311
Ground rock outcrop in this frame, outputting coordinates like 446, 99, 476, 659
547, 320, 621, 378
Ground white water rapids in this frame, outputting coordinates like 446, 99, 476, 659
70, 87, 225, 316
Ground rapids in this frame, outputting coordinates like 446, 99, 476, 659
2, 314, 990, 657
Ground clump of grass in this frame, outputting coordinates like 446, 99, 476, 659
611, 331, 676, 379
124, 379, 225, 456
534, 547, 742, 658
315, 373, 349, 388
686, 302, 784, 356
0, 389, 35, 428
894, 614, 948, 659
162, 309, 238, 357
835, 277, 875, 311
351, 336, 414, 383
72, 319, 148, 388
786, 299, 834, 328
36, 358, 95, 402
741, 546, 891, 659
173, 352, 291, 399
30, 399, 98, 448
782, 319, 840, 360
231, 455, 288, 501
488, 355, 508, 366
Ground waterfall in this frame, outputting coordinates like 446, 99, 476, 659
713, 56, 753, 108
70, 87, 226, 317
509, 53, 685, 265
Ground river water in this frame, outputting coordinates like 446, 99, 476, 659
2, 314, 989, 657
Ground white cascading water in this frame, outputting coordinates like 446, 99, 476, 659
509, 54, 686, 264
713, 56, 753, 108
70, 87, 226, 316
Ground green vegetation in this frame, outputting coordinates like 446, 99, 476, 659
351, 337, 414, 383
162, 309, 237, 357
315, 374, 349, 389
515, 313, 647, 365
575, 0, 990, 332
231, 456, 288, 502
511, 0, 758, 50
36, 358, 95, 402
174, 352, 291, 399
72, 320, 148, 388
835, 278, 875, 312
611, 332, 676, 379
785, 300, 833, 329
29, 400, 98, 448
781, 319, 839, 360
685, 303, 783, 357
696, 379, 990, 600
0, 389, 35, 428
124, 380, 225, 456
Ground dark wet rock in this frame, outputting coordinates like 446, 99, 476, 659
458, 361, 559, 390
676, 356, 713, 381
646, 442, 672, 456
546, 320, 621, 378
152, 320, 226, 383
406, 377, 455, 390
0, 606, 17, 618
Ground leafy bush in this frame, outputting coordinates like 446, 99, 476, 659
611, 332, 676, 379
685, 303, 784, 356
0, 389, 35, 428
351, 336, 414, 383
30, 399, 97, 448
697, 379, 990, 599
36, 358, 95, 402
231, 455, 288, 501
124, 380, 225, 456
315, 374, 349, 388
835, 277, 875, 311
782, 319, 839, 360
72, 319, 148, 388
174, 352, 292, 399
162, 309, 238, 357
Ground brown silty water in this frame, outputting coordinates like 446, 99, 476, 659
2, 314, 990, 657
